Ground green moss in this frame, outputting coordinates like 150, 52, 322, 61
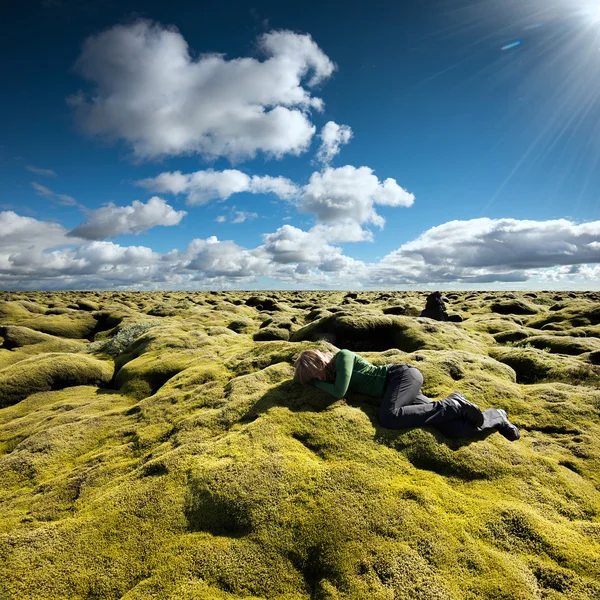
86, 320, 160, 357
489, 346, 600, 385
76, 299, 100, 311
514, 335, 600, 355
0, 325, 83, 350
291, 313, 491, 354
490, 299, 541, 315
2, 291, 600, 599
206, 326, 238, 336
18, 300, 48, 314
0, 353, 114, 407
226, 319, 255, 334
527, 300, 600, 329
22, 313, 97, 339
253, 327, 290, 341
115, 350, 198, 399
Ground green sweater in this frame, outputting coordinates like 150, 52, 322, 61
313, 349, 389, 399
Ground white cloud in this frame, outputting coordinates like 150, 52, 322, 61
69, 21, 335, 161
68, 196, 187, 240
261, 224, 332, 264
215, 216, 227, 223
231, 211, 258, 224
539, 264, 600, 282
315, 121, 353, 165
27, 166, 56, 177
137, 169, 300, 205
394, 218, 600, 270
310, 221, 374, 242
0, 211, 72, 255
31, 182, 79, 207
246, 175, 300, 201
301, 165, 415, 228
2, 210, 599, 290
259, 224, 365, 274
183, 237, 271, 279
371, 218, 600, 285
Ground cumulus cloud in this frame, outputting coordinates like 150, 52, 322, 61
68, 196, 186, 240
259, 224, 366, 277
371, 218, 600, 285
2, 209, 599, 290
137, 169, 300, 206
301, 165, 415, 228
315, 121, 353, 165
69, 21, 335, 161
185, 238, 269, 279
27, 165, 56, 177
0, 211, 72, 255
392, 218, 600, 270
310, 221, 374, 243
31, 182, 79, 207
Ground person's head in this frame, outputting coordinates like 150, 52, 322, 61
294, 349, 335, 384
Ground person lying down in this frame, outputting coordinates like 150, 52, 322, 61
294, 348, 519, 441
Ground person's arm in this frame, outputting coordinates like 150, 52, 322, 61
313, 349, 355, 399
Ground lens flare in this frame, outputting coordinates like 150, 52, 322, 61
500, 40, 522, 50
424, 0, 600, 214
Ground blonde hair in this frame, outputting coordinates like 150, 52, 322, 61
294, 349, 336, 385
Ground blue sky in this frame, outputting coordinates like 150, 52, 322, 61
2, 0, 600, 290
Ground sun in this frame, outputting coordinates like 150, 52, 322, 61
579, 0, 600, 24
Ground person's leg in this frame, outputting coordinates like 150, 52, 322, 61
433, 408, 520, 440
409, 390, 483, 438
379, 366, 483, 430
402, 383, 519, 440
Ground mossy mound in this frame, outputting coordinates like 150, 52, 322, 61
489, 347, 600, 385
527, 300, 600, 329
115, 350, 198, 399
0, 303, 98, 339
464, 316, 525, 335
253, 327, 290, 341
2, 291, 600, 599
291, 312, 490, 353
226, 319, 255, 334
75, 299, 100, 311
514, 335, 600, 355
17, 300, 48, 314
490, 299, 541, 315
382, 304, 407, 315
387, 349, 519, 405
205, 326, 238, 336
0, 325, 70, 349
0, 353, 113, 407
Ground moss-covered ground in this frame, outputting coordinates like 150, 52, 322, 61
1, 290, 600, 599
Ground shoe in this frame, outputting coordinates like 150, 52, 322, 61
446, 392, 484, 428
496, 409, 520, 441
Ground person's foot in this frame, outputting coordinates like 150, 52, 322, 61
446, 392, 485, 428
496, 409, 520, 441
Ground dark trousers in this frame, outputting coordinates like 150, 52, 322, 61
378, 364, 505, 438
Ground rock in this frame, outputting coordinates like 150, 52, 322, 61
420, 291, 449, 321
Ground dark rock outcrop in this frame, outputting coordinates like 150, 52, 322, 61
420, 292, 449, 321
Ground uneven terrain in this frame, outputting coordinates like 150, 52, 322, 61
1, 290, 600, 600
